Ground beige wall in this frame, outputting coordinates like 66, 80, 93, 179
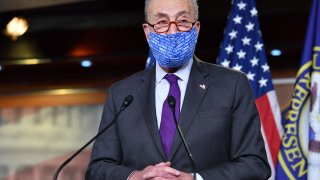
274, 82, 295, 110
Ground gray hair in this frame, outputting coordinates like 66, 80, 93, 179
144, 0, 199, 21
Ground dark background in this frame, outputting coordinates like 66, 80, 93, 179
0, 0, 312, 94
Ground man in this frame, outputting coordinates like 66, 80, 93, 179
86, 0, 271, 179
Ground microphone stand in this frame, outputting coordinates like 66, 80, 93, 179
168, 96, 197, 180
53, 95, 133, 180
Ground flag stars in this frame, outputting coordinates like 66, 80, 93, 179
218, 3, 273, 92
250, 7, 258, 17
242, 36, 251, 46
247, 71, 255, 81
258, 77, 268, 88
255, 42, 264, 51
232, 63, 242, 71
245, 22, 254, 32
225, 44, 234, 54
237, 1, 247, 10
262, 63, 270, 72
237, 50, 246, 59
233, 15, 242, 24
229, 30, 238, 39
250, 57, 259, 67
221, 59, 231, 67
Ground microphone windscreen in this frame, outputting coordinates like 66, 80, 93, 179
168, 95, 176, 108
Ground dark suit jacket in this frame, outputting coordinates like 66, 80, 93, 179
86, 57, 271, 180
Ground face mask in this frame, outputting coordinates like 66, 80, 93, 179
148, 26, 198, 68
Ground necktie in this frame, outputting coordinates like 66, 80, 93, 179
160, 74, 181, 157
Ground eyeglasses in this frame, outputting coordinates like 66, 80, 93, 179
146, 20, 196, 33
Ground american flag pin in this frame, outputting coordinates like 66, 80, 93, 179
200, 84, 206, 90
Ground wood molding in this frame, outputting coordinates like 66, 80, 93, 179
0, 88, 107, 107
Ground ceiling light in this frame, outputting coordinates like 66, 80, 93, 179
271, 49, 282, 56
4, 17, 29, 40
81, 60, 92, 68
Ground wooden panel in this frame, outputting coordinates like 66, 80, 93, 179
0, 89, 107, 107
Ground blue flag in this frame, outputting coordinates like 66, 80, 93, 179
275, 0, 320, 179
146, 50, 156, 69
217, 0, 282, 178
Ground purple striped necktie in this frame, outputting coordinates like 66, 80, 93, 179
160, 74, 181, 157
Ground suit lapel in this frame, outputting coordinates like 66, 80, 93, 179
168, 58, 210, 160
136, 67, 166, 160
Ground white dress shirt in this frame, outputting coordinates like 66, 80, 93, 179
155, 59, 192, 128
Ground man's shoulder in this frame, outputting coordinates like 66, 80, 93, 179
111, 68, 153, 89
195, 59, 246, 78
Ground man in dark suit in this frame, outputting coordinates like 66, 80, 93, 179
86, 0, 271, 179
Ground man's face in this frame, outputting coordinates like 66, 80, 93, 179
143, 0, 200, 38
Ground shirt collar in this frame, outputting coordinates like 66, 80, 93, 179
155, 58, 193, 84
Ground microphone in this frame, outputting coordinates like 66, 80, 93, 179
167, 95, 197, 180
53, 95, 133, 180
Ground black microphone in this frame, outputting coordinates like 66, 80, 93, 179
167, 95, 197, 180
53, 95, 133, 180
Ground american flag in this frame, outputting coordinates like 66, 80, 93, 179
216, 0, 283, 179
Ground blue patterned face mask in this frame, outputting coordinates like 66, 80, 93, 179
148, 26, 198, 68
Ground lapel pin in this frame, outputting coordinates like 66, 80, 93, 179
200, 84, 206, 90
